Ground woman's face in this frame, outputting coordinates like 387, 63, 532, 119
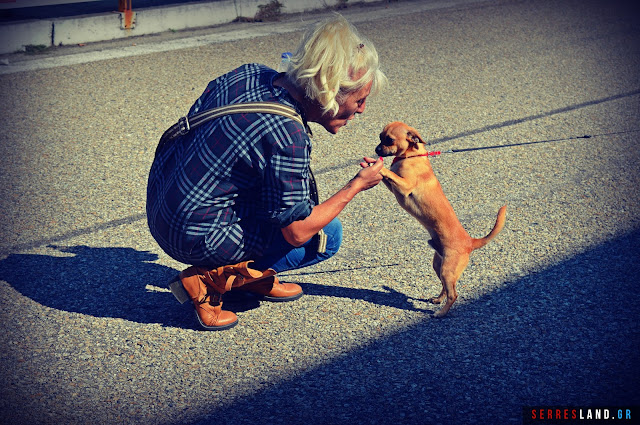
317, 79, 373, 134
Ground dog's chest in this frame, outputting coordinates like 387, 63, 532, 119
389, 166, 438, 217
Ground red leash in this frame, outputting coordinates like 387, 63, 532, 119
391, 152, 444, 165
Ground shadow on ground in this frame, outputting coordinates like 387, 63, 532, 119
0, 246, 427, 329
0, 245, 195, 328
187, 229, 640, 425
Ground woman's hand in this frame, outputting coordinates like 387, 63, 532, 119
353, 156, 384, 191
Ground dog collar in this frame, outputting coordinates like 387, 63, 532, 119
392, 152, 439, 165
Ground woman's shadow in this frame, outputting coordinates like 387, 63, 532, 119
0, 245, 255, 329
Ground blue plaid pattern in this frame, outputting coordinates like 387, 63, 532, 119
147, 64, 313, 267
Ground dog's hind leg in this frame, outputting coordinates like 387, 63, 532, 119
433, 253, 469, 318
429, 253, 446, 305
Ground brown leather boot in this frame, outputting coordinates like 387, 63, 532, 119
235, 274, 303, 302
200, 261, 303, 302
169, 266, 238, 331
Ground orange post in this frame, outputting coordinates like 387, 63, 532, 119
118, 0, 134, 29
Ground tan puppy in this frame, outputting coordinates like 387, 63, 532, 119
376, 121, 507, 317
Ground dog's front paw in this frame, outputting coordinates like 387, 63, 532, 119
378, 167, 391, 178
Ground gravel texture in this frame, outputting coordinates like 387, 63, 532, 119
0, 0, 639, 424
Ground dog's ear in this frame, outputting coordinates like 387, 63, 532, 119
406, 127, 426, 147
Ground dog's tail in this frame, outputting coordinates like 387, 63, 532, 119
471, 205, 507, 251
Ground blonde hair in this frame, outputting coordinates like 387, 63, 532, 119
287, 13, 387, 117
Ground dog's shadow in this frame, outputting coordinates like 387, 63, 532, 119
289, 280, 433, 313
0, 245, 430, 328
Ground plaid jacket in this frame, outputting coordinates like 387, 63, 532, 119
147, 64, 313, 266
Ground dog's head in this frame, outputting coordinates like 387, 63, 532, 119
375, 121, 427, 157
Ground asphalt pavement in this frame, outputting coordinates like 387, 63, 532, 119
0, 0, 639, 424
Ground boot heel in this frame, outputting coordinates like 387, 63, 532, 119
169, 279, 190, 304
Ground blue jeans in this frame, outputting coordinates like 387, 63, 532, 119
252, 218, 343, 273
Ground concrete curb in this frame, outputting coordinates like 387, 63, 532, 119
0, 0, 490, 74
0, 0, 380, 55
